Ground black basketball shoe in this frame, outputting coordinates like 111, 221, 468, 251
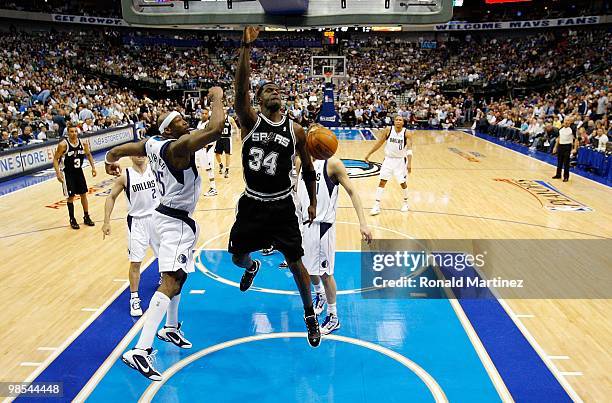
304, 314, 321, 347
70, 218, 80, 230
83, 214, 95, 226
240, 260, 260, 292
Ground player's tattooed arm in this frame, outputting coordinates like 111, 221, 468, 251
52, 140, 67, 183
104, 140, 147, 176
235, 26, 260, 135
170, 87, 224, 159
295, 122, 317, 224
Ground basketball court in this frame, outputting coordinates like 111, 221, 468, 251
2, 129, 610, 402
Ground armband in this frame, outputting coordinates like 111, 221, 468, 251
303, 170, 317, 183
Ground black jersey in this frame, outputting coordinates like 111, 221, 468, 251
242, 113, 296, 201
221, 116, 232, 138
62, 138, 86, 174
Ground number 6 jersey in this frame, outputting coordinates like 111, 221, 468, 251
242, 113, 296, 201
145, 136, 201, 214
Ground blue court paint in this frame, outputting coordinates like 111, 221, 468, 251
88, 251, 500, 402
330, 128, 375, 141
473, 131, 612, 187
15, 260, 160, 403
0, 150, 108, 196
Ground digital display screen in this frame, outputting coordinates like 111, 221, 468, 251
322, 31, 336, 45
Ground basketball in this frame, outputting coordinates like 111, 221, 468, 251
307, 127, 338, 160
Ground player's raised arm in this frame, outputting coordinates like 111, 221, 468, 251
235, 26, 260, 134
104, 139, 147, 176
365, 128, 390, 162
294, 122, 317, 224
169, 87, 225, 158
330, 157, 372, 243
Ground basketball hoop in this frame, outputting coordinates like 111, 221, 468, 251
324, 71, 333, 84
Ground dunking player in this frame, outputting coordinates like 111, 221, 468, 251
215, 109, 239, 178
104, 87, 225, 380
231, 26, 321, 347
52, 124, 96, 229
102, 156, 159, 316
296, 125, 373, 334
194, 109, 218, 196
365, 115, 413, 215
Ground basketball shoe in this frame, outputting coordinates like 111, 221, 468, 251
157, 322, 192, 349
313, 293, 326, 315
204, 188, 218, 197
262, 246, 275, 256
370, 203, 381, 216
400, 202, 409, 212
83, 214, 95, 226
130, 297, 143, 317
122, 348, 162, 381
321, 314, 341, 335
304, 314, 321, 347
240, 260, 260, 291
70, 218, 80, 230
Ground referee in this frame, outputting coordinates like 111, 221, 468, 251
552, 117, 579, 182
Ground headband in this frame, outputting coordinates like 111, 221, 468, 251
159, 111, 180, 133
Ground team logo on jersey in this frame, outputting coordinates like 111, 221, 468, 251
341, 159, 381, 178
494, 179, 593, 212
177, 254, 188, 264
321, 260, 328, 269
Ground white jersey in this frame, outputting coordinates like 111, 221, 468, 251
298, 159, 339, 224
145, 136, 201, 215
384, 126, 407, 158
125, 166, 158, 217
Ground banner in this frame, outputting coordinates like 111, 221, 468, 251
51, 14, 126, 26
434, 16, 600, 31
317, 83, 341, 128
0, 125, 135, 181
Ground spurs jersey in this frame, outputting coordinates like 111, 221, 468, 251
242, 113, 296, 201
298, 159, 339, 224
145, 136, 201, 214
125, 166, 158, 217
384, 126, 407, 158
61, 138, 85, 173
221, 116, 232, 138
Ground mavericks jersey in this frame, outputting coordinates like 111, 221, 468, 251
62, 138, 85, 174
242, 113, 296, 201
125, 166, 158, 217
145, 136, 201, 214
298, 159, 339, 224
384, 126, 407, 158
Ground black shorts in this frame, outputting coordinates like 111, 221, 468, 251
214, 138, 231, 155
62, 169, 88, 197
229, 194, 304, 263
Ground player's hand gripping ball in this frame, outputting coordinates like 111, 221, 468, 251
306, 126, 338, 160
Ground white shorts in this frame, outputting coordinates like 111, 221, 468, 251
154, 210, 199, 273
380, 157, 408, 183
127, 214, 159, 262
302, 222, 336, 276
195, 144, 216, 171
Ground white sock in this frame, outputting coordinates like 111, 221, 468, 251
314, 282, 325, 294
165, 294, 181, 328
328, 303, 337, 316
402, 187, 409, 203
130, 292, 138, 299
375, 187, 384, 203
207, 170, 216, 189
135, 291, 170, 350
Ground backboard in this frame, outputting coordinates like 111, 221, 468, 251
121, 0, 453, 28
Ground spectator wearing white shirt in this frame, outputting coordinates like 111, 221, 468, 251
552, 118, 578, 182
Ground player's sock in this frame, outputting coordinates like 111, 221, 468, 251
375, 187, 384, 202
165, 294, 181, 328
135, 291, 170, 350
207, 170, 216, 189
67, 202, 75, 220
327, 303, 337, 316
313, 282, 325, 294
403, 187, 409, 201
304, 304, 315, 317
131, 292, 138, 299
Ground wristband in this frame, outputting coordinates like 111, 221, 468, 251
104, 151, 114, 165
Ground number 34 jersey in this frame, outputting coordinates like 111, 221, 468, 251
145, 136, 201, 215
242, 114, 296, 201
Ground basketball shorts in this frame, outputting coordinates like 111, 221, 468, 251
214, 137, 232, 155
302, 222, 336, 276
154, 205, 199, 273
380, 157, 407, 183
229, 194, 304, 263
195, 144, 215, 170
127, 214, 159, 263
62, 169, 88, 197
